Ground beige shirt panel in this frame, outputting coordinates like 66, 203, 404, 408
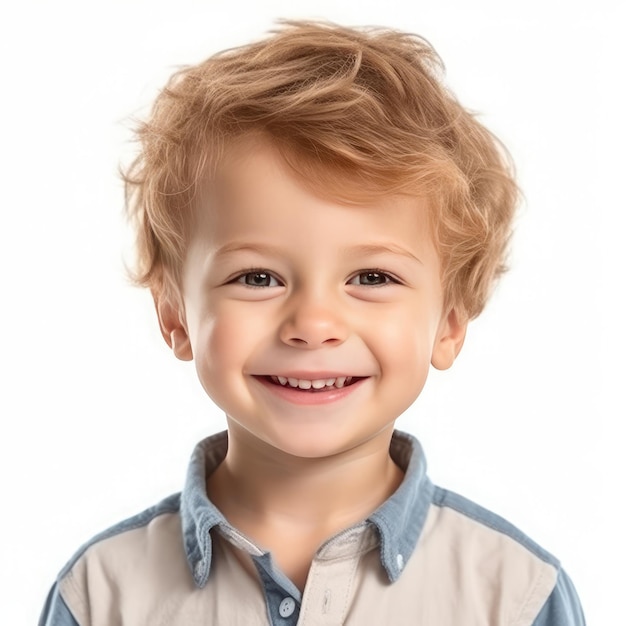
342, 504, 557, 626
58, 502, 557, 626
59, 513, 268, 626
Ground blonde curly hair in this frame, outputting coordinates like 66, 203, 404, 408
123, 21, 518, 320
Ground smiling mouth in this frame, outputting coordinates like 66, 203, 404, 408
262, 375, 363, 391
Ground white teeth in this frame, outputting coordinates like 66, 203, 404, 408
272, 376, 355, 390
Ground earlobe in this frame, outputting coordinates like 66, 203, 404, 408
155, 294, 193, 361
431, 308, 467, 371
169, 327, 193, 361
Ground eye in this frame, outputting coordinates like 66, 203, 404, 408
348, 271, 397, 286
236, 271, 281, 288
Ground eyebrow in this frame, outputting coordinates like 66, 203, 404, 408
213, 242, 284, 259
213, 241, 423, 264
344, 243, 424, 265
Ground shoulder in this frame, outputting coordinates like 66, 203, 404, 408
58, 492, 183, 579
430, 486, 559, 566
40, 493, 188, 626
418, 486, 586, 625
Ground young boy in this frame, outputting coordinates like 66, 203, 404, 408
40, 21, 585, 625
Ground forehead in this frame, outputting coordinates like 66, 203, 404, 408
196, 136, 435, 246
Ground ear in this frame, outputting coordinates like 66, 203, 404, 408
431, 308, 467, 371
154, 293, 193, 361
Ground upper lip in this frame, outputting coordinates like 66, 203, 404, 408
254, 372, 366, 379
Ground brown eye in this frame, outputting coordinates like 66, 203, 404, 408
238, 272, 280, 287
349, 271, 393, 286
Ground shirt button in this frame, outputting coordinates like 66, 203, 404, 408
396, 553, 404, 571
279, 596, 296, 618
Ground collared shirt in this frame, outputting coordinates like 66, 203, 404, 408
39, 430, 585, 625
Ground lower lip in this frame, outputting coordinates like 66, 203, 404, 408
252, 376, 367, 406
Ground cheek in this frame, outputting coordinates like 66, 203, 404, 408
365, 305, 437, 366
364, 305, 438, 411
192, 304, 270, 390
192, 315, 246, 414
195, 313, 240, 378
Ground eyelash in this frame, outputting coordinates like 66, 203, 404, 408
232, 268, 399, 288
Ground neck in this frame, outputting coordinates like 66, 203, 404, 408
207, 422, 404, 533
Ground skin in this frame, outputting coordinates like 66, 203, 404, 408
157, 138, 467, 590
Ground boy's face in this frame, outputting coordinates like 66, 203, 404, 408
160, 139, 466, 460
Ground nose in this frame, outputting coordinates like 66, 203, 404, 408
279, 292, 348, 349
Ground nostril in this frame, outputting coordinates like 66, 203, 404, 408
322, 337, 342, 345
289, 337, 309, 345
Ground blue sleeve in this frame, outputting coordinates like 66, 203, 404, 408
39, 583, 80, 626
532, 568, 586, 626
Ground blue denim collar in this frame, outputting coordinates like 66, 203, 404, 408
180, 430, 432, 587
369, 431, 434, 581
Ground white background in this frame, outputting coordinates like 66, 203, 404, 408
1, 1, 624, 624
